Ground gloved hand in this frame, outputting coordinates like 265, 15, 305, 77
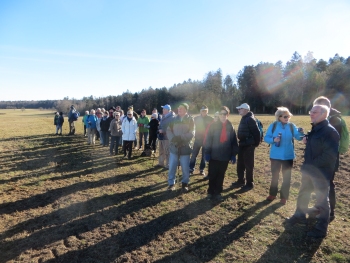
205, 154, 211, 162
230, 156, 236, 164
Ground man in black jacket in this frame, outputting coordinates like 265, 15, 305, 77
286, 105, 339, 238
231, 103, 261, 190
313, 96, 342, 221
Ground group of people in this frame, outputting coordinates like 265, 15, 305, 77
58, 95, 342, 239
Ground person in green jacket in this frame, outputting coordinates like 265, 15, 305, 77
137, 109, 150, 150
82, 111, 89, 137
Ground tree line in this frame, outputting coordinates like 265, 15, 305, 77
1, 52, 349, 115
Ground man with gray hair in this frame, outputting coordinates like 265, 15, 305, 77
189, 105, 213, 178
157, 104, 175, 168
286, 104, 339, 238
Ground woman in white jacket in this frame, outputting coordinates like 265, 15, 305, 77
122, 111, 138, 159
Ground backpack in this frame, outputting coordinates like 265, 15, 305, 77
256, 118, 264, 142
246, 117, 264, 143
333, 117, 349, 154
72, 111, 80, 121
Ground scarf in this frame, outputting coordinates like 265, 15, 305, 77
220, 120, 228, 143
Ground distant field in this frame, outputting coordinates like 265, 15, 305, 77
0, 109, 349, 262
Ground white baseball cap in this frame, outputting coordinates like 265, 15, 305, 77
236, 103, 250, 110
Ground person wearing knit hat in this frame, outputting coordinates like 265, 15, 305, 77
189, 104, 213, 178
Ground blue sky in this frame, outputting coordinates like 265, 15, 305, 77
1, 0, 349, 101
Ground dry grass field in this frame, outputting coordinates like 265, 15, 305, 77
0, 109, 349, 263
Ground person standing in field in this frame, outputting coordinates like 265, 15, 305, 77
109, 111, 122, 155
122, 110, 138, 159
286, 105, 339, 238
189, 105, 213, 177
100, 111, 111, 147
264, 107, 304, 205
148, 113, 160, 153
204, 106, 238, 201
86, 109, 98, 145
57, 112, 64, 135
54, 112, 60, 135
312, 96, 343, 221
157, 104, 175, 169
67, 105, 77, 135
166, 103, 194, 192
232, 103, 261, 190
82, 110, 89, 137
137, 109, 150, 150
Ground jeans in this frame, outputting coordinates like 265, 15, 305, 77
168, 152, 190, 186
110, 136, 121, 154
100, 131, 110, 146
189, 140, 205, 172
269, 159, 293, 199
139, 132, 149, 149
237, 145, 256, 184
55, 125, 62, 134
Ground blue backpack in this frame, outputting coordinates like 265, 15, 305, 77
72, 111, 80, 121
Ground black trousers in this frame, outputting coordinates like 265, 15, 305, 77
269, 159, 293, 199
123, 140, 133, 158
237, 145, 255, 185
149, 134, 157, 152
207, 160, 229, 195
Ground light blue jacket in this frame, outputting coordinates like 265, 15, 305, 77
264, 121, 304, 160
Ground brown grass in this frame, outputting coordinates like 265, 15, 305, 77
0, 109, 349, 263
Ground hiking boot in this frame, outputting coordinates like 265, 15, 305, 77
280, 198, 287, 205
182, 183, 189, 192
266, 195, 276, 201
285, 215, 307, 226
200, 170, 205, 176
167, 185, 176, 191
231, 180, 245, 188
307, 228, 327, 238
241, 183, 254, 191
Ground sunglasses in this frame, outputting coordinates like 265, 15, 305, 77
280, 115, 290, 119
127, 114, 132, 116
219, 112, 227, 116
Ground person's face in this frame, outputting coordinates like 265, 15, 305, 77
115, 114, 120, 119
177, 106, 187, 117
219, 111, 228, 123
309, 106, 325, 124
200, 110, 208, 117
141, 111, 146, 116
279, 112, 291, 124
238, 108, 248, 116
116, 106, 121, 111
104, 113, 108, 118
152, 109, 157, 114
163, 108, 169, 115
127, 113, 133, 118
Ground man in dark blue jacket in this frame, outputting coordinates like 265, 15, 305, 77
286, 105, 339, 238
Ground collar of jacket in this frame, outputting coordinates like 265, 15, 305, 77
311, 119, 329, 132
